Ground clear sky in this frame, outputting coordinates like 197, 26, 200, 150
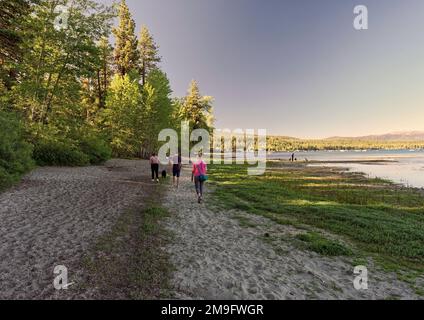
98, 0, 424, 138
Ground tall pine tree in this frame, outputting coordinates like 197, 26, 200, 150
113, 0, 138, 77
138, 25, 161, 86
96, 37, 113, 109
179, 80, 214, 132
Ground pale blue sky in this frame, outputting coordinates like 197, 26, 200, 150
98, 0, 424, 138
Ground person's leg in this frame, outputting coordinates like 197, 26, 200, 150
151, 165, 155, 180
195, 177, 203, 203
194, 177, 200, 196
200, 180, 204, 197
176, 169, 180, 188
155, 164, 159, 180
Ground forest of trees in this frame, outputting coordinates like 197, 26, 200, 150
267, 136, 424, 152
0, 0, 215, 189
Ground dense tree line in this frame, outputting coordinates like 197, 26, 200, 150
267, 136, 424, 152
0, 0, 215, 189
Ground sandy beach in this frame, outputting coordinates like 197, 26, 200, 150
0, 161, 421, 299
0, 160, 152, 299
163, 168, 422, 300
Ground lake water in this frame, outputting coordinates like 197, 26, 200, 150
269, 150, 424, 188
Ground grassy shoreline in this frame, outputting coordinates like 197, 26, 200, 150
209, 162, 424, 275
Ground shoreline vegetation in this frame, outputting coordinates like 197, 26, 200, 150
209, 161, 424, 285
267, 136, 424, 152
271, 159, 397, 164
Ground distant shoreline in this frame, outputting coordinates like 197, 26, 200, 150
273, 159, 397, 165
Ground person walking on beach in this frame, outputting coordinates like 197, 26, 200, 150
192, 152, 208, 204
172, 153, 182, 188
150, 153, 160, 183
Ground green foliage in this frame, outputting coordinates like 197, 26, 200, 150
0, 111, 34, 190
0, 0, 215, 182
102, 73, 142, 157
146, 69, 173, 124
138, 26, 161, 86
267, 136, 424, 152
78, 134, 112, 165
113, 0, 139, 76
31, 125, 111, 166
178, 80, 215, 132
33, 138, 90, 167
0, 0, 34, 62
140, 68, 174, 156
12, 0, 115, 125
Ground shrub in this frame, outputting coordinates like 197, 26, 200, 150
33, 138, 90, 167
0, 111, 34, 190
78, 134, 112, 165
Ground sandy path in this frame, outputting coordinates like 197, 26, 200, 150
0, 160, 151, 300
163, 169, 421, 300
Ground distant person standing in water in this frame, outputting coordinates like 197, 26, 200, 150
172, 153, 182, 188
150, 153, 160, 183
192, 153, 208, 204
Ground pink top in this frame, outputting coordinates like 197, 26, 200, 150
150, 156, 159, 165
192, 160, 207, 177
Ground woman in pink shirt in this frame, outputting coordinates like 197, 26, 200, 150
192, 153, 208, 203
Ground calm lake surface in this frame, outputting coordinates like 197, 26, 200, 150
269, 150, 424, 188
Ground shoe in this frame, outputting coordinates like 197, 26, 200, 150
152, 179, 155, 182
156, 179, 160, 183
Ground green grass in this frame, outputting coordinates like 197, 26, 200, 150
296, 232, 353, 256
80, 202, 173, 299
209, 163, 424, 272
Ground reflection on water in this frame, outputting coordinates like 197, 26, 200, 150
270, 150, 424, 188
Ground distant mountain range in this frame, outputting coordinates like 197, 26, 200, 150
325, 131, 424, 142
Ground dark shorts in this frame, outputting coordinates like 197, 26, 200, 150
173, 164, 181, 177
